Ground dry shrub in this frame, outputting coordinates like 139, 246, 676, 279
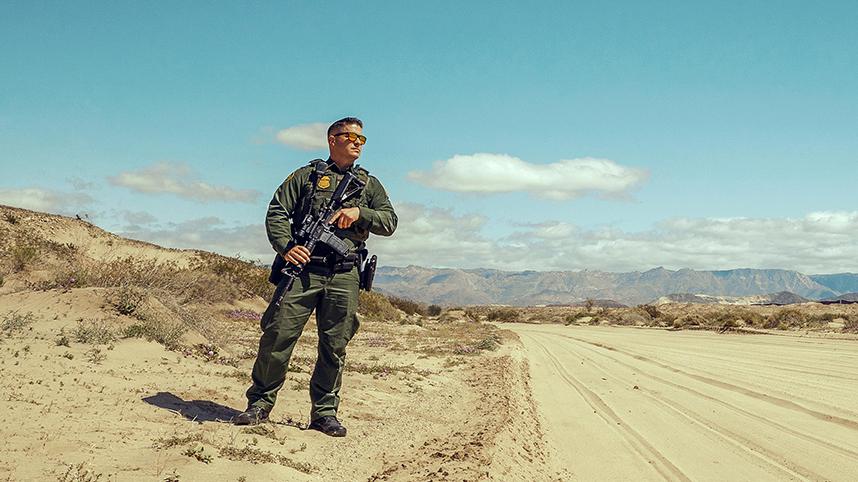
2, 311, 35, 335
124, 316, 186, 349
427, 304, 442, 316
843, 315, 858, 333
486, 308, 520, 323
464, 307, 482, 321
710, 308, 765, 327
765, 308, 806, 329
358, 291, 399, 322
110, 285, 146, 316
672, 313, 706, 329
387, 295, 426, 316
9, 245, 38, 272
73, 318, 118, 344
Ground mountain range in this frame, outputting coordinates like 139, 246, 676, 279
374, 266, 858, 306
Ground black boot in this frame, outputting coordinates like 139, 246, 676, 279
308, 416, 347, 437
233, 406, 270, 425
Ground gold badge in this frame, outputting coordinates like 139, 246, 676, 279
317, 176, 331, 189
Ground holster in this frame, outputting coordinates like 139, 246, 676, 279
359, 252, 377, 291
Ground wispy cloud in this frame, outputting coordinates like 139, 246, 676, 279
408, 153, 648, 200
119, 217, 272, 262
108, 162, 259, 203
0, 188, 94, 214
275, 122, 329, 150
370, 207, 858, 274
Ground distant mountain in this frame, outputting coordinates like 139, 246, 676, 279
652, 291, 810, 306
811, 273, 858, 294
822, 292, 858, 303
375, 266, 839, 306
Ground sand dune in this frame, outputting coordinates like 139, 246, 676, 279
511, 324, 858, 481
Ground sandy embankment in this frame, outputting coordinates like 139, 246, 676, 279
510, 324, 858, 481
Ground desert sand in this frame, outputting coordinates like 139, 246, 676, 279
510, 323, 858, 481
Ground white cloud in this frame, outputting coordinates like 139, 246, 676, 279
369, 207, 858, 274
407, 153, 648, 200
0, 188, 94, 214
108, 162, 259, 203
119, 217, 274, 262
275, 123, 329, 150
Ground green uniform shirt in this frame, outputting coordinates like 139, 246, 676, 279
266, 159, 397, 256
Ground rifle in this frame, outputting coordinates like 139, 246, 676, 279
274, 170, 366, 305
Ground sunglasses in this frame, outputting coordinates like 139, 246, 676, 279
333, 132, 367, 145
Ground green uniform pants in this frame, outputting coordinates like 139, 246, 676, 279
246, 266, 360, 421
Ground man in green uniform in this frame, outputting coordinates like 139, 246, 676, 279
234, 117, 397, 436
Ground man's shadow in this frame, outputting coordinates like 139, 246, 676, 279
142, 392, 241, 423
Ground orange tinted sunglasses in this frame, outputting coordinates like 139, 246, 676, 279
333, 132, 367, 145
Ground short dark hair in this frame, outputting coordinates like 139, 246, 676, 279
327, 117, 363, 136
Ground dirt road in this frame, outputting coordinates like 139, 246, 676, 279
509, 324, 858, 481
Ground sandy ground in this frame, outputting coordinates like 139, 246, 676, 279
509, 323, 858, 481
0, 287, 552, 481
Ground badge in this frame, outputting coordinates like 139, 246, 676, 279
317, 176, 331, 189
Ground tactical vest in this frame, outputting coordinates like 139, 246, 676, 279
296, 159, 371, 248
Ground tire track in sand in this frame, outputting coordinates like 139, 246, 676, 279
556, 333, 858, 433
537, 332, 825, 480
525, 332, 692, 482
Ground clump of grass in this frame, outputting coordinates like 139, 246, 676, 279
241, 424, 277, 440
124, 316, 186, 349
58, 462, 104, 482
73, 319, 117, 344
218, 445, 315, 474
486, 308, 520, 323
110, 285, 146, 316
358, 291, 399, 321
2, 311, 35, 335
153, 433, 203, 449
182, 445, 213, 464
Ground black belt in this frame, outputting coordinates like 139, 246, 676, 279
307, 253, 358, 274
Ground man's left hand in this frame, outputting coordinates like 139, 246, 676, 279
330, 207, 360, 229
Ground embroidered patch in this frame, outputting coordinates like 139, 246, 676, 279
317, 175, 331, 189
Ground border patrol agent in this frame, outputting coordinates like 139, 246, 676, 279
235, 117, 397, 436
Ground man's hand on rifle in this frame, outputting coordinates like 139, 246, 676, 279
284, 245, 311, 265
330, 207, 360, 229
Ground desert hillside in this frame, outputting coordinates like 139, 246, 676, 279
0, 205, 552, 481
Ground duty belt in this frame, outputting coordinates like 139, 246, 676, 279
306, 253, 358, 274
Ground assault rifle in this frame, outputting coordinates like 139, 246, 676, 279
273, 170, 366, 305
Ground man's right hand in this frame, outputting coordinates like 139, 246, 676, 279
283, 245, 311, 265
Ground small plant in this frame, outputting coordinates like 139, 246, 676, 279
4, 212, 19, 224
62, 352, 74, 360
73, 319, 117, 344
163, 470, 181, 482
56, 331, 71, 347
10, 245, 38, 272
152, 433, 203, 449
2, 311, 35, 335
85, 347, 106, 364
58, 462, 103, 482
475, 333, 502, 351
182, 445, 213, 464
111, 285, 146, 316
427, 304, 442, 316
124, 316, 186, 349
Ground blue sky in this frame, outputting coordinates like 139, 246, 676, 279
2, 1, 857, 273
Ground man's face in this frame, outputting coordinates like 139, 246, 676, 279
328, 124, 364, 164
